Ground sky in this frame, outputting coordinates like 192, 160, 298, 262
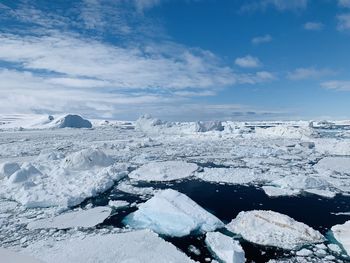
0, 0, 350, 121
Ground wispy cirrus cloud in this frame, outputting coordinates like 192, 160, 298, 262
252, 34, 272, 45
339, 0, 350, 8
304, 22, 324, 31
337, 13, 350, 30
321, 80, 350, 91
287, 67, 335, 80
235, 55, 262, 68
241, 0, 308, 13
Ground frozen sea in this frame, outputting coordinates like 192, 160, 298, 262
1, 115, 350, 263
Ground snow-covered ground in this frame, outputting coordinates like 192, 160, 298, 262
1, 114, 350, 262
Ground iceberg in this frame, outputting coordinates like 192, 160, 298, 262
195, 121, 224, 132
205, 232, 246, 263
54, 114, 92, 128
129, 161, 198, 182
331, 220, 350, 256
227, 210, 324, 250
123, 189, 224, 237
24, 230, 194, 263
27, 207, 111, 230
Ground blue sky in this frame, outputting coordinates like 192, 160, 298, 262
0, 0, 350, 121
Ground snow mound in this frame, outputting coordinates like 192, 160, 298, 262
24, 230, 194, 263
0, 162, 20, 179
123, 189, 224, 237
27, 207, 111, 230
7, 163, 42, 184
331, 220, 350, 256
0, 248, 43, 263
254, 126, 314, 139
129, 161, 198, 182
62, 148, 114, 170
227, 210, 324, 250
54, 114, 92, 128
195, 121, 224, 132
0, 150, 128, 208
205, 232, 246, 263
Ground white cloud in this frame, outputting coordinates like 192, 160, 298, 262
287, 67, 334, 80
235, 55, 261, 68
339, 0, 350, 8
238, 71, 276, 84
241, 0, 308, 12
304, 22, 323, 31
252, 34, 272, 45
321, 80, 350, 91
0, 32, 239, 90
337, 13, 350, 30
134, 0, 163, 12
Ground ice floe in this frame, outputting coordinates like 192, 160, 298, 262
205, 232, 246, 263
227, 210, 324, 250
331, 220, 350, 256
124, 189, 224, 237
108, 200, 129, 209
314, 157, 350, 175
195, 167, 259, 185
0, 248, 43, 263
24, 230, 194, 263
27, 207, 111, 230
129, 161, 198, 182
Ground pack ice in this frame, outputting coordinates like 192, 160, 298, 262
129, 161, 198, 181
123, 189, 224, 237
331, 220, 350, 256
0, 148, 128, 208
27, 207, 112, 230
227, 210, 324, 250
205, 232, 246, 263
24, 230, 194, 263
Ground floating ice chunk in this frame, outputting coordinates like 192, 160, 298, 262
262, 186, 300, 197
134, 114, 164, 133
327, 243, 343, 254
254, 126, 314, 139
331, 220, 350, 256
304, 189, 336, 198
129, 161, 198, 182
314, 138, 350, 155
27, 207, 111, 230
195, 168, 258, 185
296, 248, 313, 257
314, 157, 350, 175
7, 163, 42, 184
108, 200, 129, 209
227, 210, 324, 250
124, 189, 224, 237
0, 248, 43, 263
62, 148, 114, 170
0, 162, 20, 178
25, 230, 194, 263
272, 175, 331, 191
54, 114, 92, 128
205, 232, 246, 263
195, 121, 224, 132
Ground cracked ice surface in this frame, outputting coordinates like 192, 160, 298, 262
227, 210, 325, 250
